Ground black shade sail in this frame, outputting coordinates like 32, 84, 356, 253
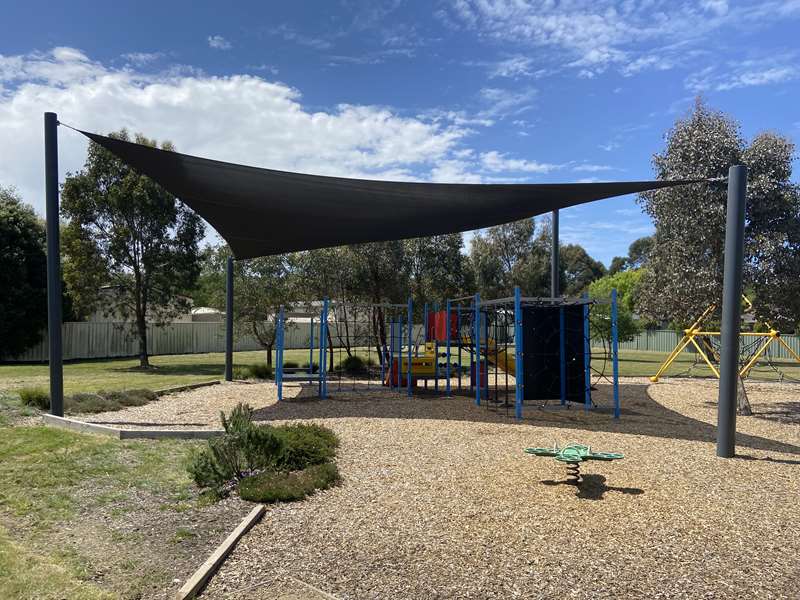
81, 131, 700, 260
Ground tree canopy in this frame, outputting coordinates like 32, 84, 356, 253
61, 130, 205, 367
0, 187, 47, 359
637, 99, 800, 329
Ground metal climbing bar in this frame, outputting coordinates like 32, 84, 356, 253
446, 299, 452, 396
276, 306, 285, 401
514, 286, 523, 419
559, 306, 566, 406
583, 294, 591, 411
611, 288, 620, 419
407, 297, 413, 397
474, 293, 481, 406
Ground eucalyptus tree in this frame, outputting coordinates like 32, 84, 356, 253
637, 99, 800, 329
61, 131, 204, 368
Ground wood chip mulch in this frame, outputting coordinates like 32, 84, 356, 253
86, 377, 800, 598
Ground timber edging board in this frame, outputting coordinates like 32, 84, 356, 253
175, 504, 266, 600
154, 380, 221, 396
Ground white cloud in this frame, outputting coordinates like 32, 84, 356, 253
686, 58, 799, 92
121, 52, 165, 65
207, 35, 232, 50
268, 25, 332, 50
572, 164, 614, 173
478, 86, 536, 118
480, 151, 558, 174
442, 0, 800, 77
0, 47, 485, 214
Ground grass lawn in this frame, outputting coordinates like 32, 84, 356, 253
0, 393, 250, 599
2, 348, 800, 397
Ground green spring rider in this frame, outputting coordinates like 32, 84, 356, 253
525, 443, 624, 484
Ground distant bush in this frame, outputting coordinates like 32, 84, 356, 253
18, 387, 50, 410
282, 360, 299, 369
238, 462, 340, 503
301, 362, 319, 373
187, 403, 339, 499
338, 355, 367, 375
232, 365, 249, 380
248, 363, 273, 380
65, 388, 157, 414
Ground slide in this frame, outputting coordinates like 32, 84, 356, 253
483, 346, 516, 377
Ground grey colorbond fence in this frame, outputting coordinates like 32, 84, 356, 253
6, 323, 800, 363
5, 321, 427, 362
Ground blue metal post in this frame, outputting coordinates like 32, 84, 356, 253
457, 303, 462, 391
474, 293, 481, 406
514, 287, 523, 419
397, 316, 402, 392
309, 317, 314, 376
559, 306, 567, 405
583, 294, 591, 411
380, 314, 386, 386
434, 302, 439, 392
276, 307, 284, 401
445, 299, 452, 396
407, 297, 413, 397
389, 318, 395, 391
611, 288, 620, 419
423, 303, 429, 346
319, 298, 329, 399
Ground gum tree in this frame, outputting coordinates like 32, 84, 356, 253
637, 99, 800, 330
61, 131, 204, 368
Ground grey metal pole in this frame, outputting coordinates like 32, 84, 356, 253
44, 112, 63, 416
224, 256, 234, 381
551, 210, 559, 298
717, 165, 747, 458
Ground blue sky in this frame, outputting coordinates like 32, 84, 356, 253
2, 0, 799, 265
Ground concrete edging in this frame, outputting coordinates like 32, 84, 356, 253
175, 504, 266, 600
42, 413, 123, 438
43, 414, 225, 440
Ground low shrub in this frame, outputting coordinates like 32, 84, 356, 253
187, 404, 340, 497
282, 360, 299, 369
248, 363, 273, 380
301, 362, 319, 373
338, 355, 367, 375
64, 389, 158, 414
18, 387, 50, 410
273, 423, 339, 471
187, 403, 283, 490
238, 462, 340, 503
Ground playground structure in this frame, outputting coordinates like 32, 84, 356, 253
275, 286, 622, 419
650, 296, 800, 383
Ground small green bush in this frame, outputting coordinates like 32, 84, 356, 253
338, 355, 367, 375
248, 363, 273, 379
273, 423, 339, 471
18, 387, 50, 410
238, 462, 340, 503
301, 362, 319, 373
64, 389, 158, 414
282, 360, 299, 369
187, 403, 283, 490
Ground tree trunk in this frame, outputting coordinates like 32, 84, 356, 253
265, 343, 273, 367
137, 315, 150, 368
737, 375, 753, 416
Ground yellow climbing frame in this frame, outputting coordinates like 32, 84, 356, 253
650, 296, 800, 382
